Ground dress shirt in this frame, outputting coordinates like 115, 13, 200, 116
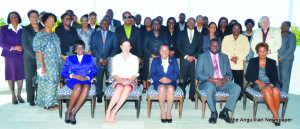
221, 34, 250, 70
90, 24, 96, 30
179, 23, 185, 31
8, 24, 22, 33
110, 20, 114, 27
161, 57, 169, 73
100, 29, 108, 38
135, 24, 141, 28
124, 25, 132, 39
187, 28, 194, 43
210, 52, 223, 79
112, 53, 139, 78
197, 26, 203, 33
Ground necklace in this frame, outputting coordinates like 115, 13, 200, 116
246, 31, 252, 36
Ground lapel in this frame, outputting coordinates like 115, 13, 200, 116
206, 52, 214, 77
266, 28, 273, 42
218, 53, 224, 76
184, 30, 190, 45
157, 57, 172, 74
104, 31, 111, 50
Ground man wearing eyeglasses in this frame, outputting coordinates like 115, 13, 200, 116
115, 11, 142, 63
177, 17, 203, 102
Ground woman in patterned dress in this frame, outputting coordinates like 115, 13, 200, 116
33, 13, 61, 110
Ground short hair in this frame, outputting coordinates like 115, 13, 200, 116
196, 15, 203, 20
80, 14, 89, 21
120, 39, 133, 47
151, 18, 161, 25
179, 13, 185, 17
65, 10, 74, 16
244, 19, 255, 27
156, 16, 163, 22
166, 17, 176, 27
122, 11, 131, 18
210, 38, 220, 45
143, 17, 151, 25
104, 14, 111, 20
41, 13, 57, 24
231, 22, 243, 34
131, 16, 136, 20
203, 16, 208, 22
255, 42, 269, 53
100, 19, 109, 24
282, 21, 291, 27
217, 17, 228, 29
187, 17, 195, 22
160, 44, 169, 50
7, 11, 22, 24
89, 11, 97, 17
61, 13, 71, 20
135, 14, 141, 19
259, 16, 270, 25
73, 40, 85, 54
39, 11, 47, 21
27, 10, 39, 18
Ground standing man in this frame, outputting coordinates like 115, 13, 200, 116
88, 11, 100, 31
104, 15, 116, 32
196, 38, 240, 124
91, 19, 118, 103
135, 14, 142, 28
177, 17, 203, 101
176, 13, 187, 31
115, 11, 142, 62
106, 9, 121, 28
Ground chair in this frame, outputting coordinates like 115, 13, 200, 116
146, 58, 184, 119
242, 60, 289, 119
104, 58, 142, 118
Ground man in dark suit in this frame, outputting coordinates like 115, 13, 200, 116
196, 38, 240, 124
106, 9, 121, 28
177, 17, 203, 102
115, 11, 142, 62
91, 19, 118, 103
135, 14, 142, 28
88, 11, 100, 31
58, 10, 81, 29
175, 13, 187, 31
195, 15, 208, 35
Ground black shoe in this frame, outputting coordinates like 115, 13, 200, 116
161, 119, 167, 123
17, 97, 25, 103
97, 98, 102, 103
12, 98, 18, 105
65, 112, 71, 124
219, 111, 234, 124
70, 113, 76, 125
167, 119, 172, 123
29, 102, 36, 106
209, 111, 218, 124
275, 122, 281, 126
190, 98, 195, 102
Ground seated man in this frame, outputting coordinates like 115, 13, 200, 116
196, 38, 241, 124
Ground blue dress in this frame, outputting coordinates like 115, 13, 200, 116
61, 54, 97, 89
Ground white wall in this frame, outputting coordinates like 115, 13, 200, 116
289, 46, 300, 95
0, 48, 8, 91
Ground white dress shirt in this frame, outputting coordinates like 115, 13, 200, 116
161, 57, 169, 73
112, 53, 139, 78
8, 24, 22, 33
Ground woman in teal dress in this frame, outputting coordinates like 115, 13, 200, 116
33, 13, 61, 110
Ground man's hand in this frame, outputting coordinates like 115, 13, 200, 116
100, 59, 108, 66
138, 58, 142, 63
186, 56, 195, 62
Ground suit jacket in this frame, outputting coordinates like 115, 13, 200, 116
55, 26, 79, 56
246, 57, 278, 85
22, 24, 44, 59
196, 51, 232, 82
278, 31, 297, 61
91, 30, 118, 67
150, 57, 179, 90
115, 25, 142, 58
177, 28, 203, 59
165, 28, 180, 58
251, 27, 282, 64
61, 54, 97, 87
195, 26, 208, 35
58, 22, 81, 29
0, 25, 23, 58
143, 30, 168, 57
88, 24, 100, 31
112, 19, 121, 28
175, 22, 187, 31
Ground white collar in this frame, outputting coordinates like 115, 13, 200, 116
77, 54, 84, 63
8, 24, 22, 33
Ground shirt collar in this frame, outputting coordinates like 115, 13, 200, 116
8, 24, 22, 33
210, 51, 219, 58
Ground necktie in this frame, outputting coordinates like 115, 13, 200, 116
213, 55, 219, 78
102, 31, 106, 49
189, 30, 193, 44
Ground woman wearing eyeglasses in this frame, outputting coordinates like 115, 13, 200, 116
61, 40, 97, 125
77, 14, 94, 55
221, 23, 250, 102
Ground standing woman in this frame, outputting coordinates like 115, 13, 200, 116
33, 13, 61, 110
203, 22, 221, 53
0, 11, 25, 104
278, 21, 297, 93
165, 17, 179, 58
104, 39, 139, 124
217, 17, 230, 41
142, 18, 168, 93
22, 10, 44, 106
243, 19, 255, 61
77, 14, 94, 55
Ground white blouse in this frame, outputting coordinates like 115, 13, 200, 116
161, 57, 169, 73
112, 53, 139, 78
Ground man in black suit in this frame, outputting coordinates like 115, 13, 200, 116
106, 9, 121, 28
115, 11, 142, 62
91, 19, 118, 103
58, 10, 81, 29
176, 13, 187, 31
135, 14, 142, 28
177, 17, 203, 101
88, 11, 100, 31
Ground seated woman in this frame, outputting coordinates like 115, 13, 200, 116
150, 45, 179, 123
246, 42, 281, 126
61, 40, 97, 125
105, 39, 139, 124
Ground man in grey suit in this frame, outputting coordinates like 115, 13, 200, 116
106, 9, 121, 28
91, 19, 118, 103
196, 38, 240, 124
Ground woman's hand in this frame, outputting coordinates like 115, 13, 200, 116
61, 55, 68, 60
256, 81, 266, 90
13, 46, 23, 51
159, 77, 171, 83
169, 51, 175, 57
41, 67, 47, 75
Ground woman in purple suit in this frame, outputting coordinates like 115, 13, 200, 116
0, 11, 25, 104
61, 40, 97, 125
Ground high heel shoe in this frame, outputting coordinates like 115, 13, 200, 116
17, 97, 25, 103
70, 113, 76, 125
65, 112, 71, 124
161, 119, 167, 123
166, 119, 172, 123
12, 98, 18, 105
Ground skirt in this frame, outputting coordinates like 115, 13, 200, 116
5, 57, 25, 81
112, 78, 138, 92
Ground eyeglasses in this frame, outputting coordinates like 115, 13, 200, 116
81, 20, 88, 22
123, 16, 132, 19
64, 18, 72, 20
232, 27, 240, 30
188, 21, 195, 24
197, 19, 203, 21
76, 47, 85, 50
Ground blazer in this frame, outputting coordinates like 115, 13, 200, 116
0, 25, 23, 58
196, 51, 232, 83
115, 25, 142, 58
61, 54, 97, 88
195, 26, 208, 35
22, 24, 44, 59
217, 28, 231, 41
175, 22, 187, 31
278, 31, 297, 61
91, 30, 118, 67
112, 19, 121, 28
150, 57, 179, 90
165, 28, 180, 58
88, 24, 100, 31
176, 28, 203, 59
55, 26, 79, 56
251, 27, 282, 64
58, 22, 81, 29
143, 30, 169, 57
245, 57, 278, 85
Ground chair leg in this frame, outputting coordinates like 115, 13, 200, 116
281, 100, 288, 119
105, 99, 109, 114
179, 98, 183, 119
59, 99, 62, 119
243, 94, 246, 110
175, 101, 178, 109
231, 112, 234, 118
202, 100, 206, 119
137, 99, 141, 119
91, 98, 95, 118
135, 100, 138, 109
147, 99, 152, 118
220, 102, 223, 109
195, 94, 198, 110
66, 100, 69, 109
253, 101, 258, 118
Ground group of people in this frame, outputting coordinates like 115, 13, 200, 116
0, 8, 297, 126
